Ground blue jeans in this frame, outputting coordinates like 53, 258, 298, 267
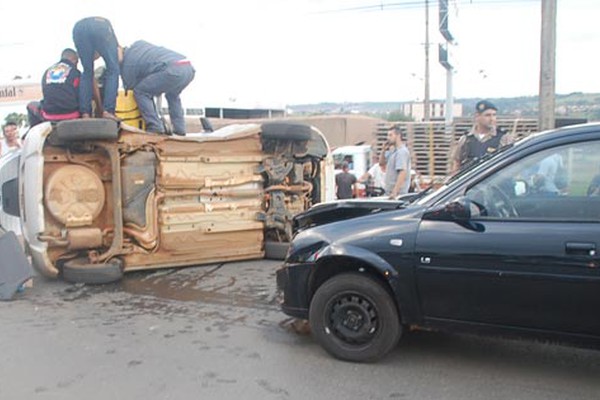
73, 17, 119, 114
133, 63, 195, 134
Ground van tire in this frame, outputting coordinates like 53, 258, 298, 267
264, 241, 290, 260
53, 119, 119, 142
62, 258, 123, 284
261, 122, 312, 141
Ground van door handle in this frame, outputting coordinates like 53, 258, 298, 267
565, 242, 596, 256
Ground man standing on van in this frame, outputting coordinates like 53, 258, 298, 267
384, 125, 411, 198
119, 40, 195, 135
72, 17, 120, 120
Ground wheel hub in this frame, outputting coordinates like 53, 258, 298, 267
330, 294, 377, 344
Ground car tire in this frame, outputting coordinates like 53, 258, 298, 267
53, 119, 119, 142
261, 122, 312, 141
264, 241, 289, 260
62, 258, 123, 284
309, 273, 401, 362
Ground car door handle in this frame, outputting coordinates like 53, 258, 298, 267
565, 242, 596, 256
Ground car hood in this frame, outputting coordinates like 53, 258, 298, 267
287, 202, 426, 264
293, 198, 407, 233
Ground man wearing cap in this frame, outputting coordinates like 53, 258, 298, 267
451, 100, 514, 173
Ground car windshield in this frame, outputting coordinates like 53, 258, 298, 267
414, 142, 515, 206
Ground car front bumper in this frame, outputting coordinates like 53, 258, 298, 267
276, 262, 314, 320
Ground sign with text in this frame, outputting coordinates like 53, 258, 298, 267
0, 82, 42, 104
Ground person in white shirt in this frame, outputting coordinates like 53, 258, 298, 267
358, 159, 386, 197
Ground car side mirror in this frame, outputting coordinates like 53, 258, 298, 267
423, 197, 472, 221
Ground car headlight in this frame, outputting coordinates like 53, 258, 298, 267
287, 241, 327, 264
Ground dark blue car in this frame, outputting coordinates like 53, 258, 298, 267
277, 123, 600, 362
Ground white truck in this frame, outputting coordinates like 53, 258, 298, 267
332, 145, 377, 197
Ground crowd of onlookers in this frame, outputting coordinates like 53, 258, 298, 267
335, 99, 509, 200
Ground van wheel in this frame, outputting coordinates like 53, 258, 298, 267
62, 258, 123, 284
309, 273, 401, 362
52, 119, 119, 142
264, 241, 289, 260
261, 122, 312, 141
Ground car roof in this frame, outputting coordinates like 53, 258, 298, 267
517, 122, 600, 148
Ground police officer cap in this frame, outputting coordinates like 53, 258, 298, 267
475, 100, 497, 113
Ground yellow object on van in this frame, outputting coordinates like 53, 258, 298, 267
116, 90, 145, 130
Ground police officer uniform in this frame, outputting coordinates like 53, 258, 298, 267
453, 100, 513, 169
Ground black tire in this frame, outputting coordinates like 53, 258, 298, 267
264, 241, 290, 260
52, 119, 119, 142
309, 273, 401, 362
261, 122, 312, 141
62, 258, 123, 284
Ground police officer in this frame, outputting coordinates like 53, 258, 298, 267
451, 100, 514, 173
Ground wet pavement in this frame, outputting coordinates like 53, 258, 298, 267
1, 260, 600, 400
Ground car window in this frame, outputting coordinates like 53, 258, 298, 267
465, 140, 600, 221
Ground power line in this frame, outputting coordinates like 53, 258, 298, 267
313, 0, 538, 15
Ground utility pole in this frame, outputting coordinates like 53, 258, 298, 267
539, 0, 557, 131
438, 0, 455, 133
424, 0, 431, 122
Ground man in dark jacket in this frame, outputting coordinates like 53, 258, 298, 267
27, 48, 81, 126
119, 40, 195, 135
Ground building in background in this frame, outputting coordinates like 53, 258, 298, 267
402, 101, 463, 122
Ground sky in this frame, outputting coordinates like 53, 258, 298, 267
0, 0, 598, 108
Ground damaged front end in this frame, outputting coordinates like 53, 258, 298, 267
293, 198, 406, 235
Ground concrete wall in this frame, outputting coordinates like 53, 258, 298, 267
190, 114, 387, 150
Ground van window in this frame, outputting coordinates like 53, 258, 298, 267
334, 154, 354, 170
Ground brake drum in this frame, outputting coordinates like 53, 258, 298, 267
45, 165, 106, 227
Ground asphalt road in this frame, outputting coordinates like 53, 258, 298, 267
1, 260, 599, 400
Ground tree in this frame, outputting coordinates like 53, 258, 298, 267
384, 110, 413, 122
4, 112, 27, 128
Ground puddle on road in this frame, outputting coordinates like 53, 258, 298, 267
118, 264, 278, 311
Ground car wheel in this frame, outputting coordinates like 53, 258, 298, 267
264, 241, 290, 260
52, 119, 119, 142
309, 273, 401, 362
62, 258, 123, 284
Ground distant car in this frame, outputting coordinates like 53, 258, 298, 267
0, 119, 333, 283
277, 123, 600, 362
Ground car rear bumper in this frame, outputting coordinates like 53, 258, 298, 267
20, 123, 58, 277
